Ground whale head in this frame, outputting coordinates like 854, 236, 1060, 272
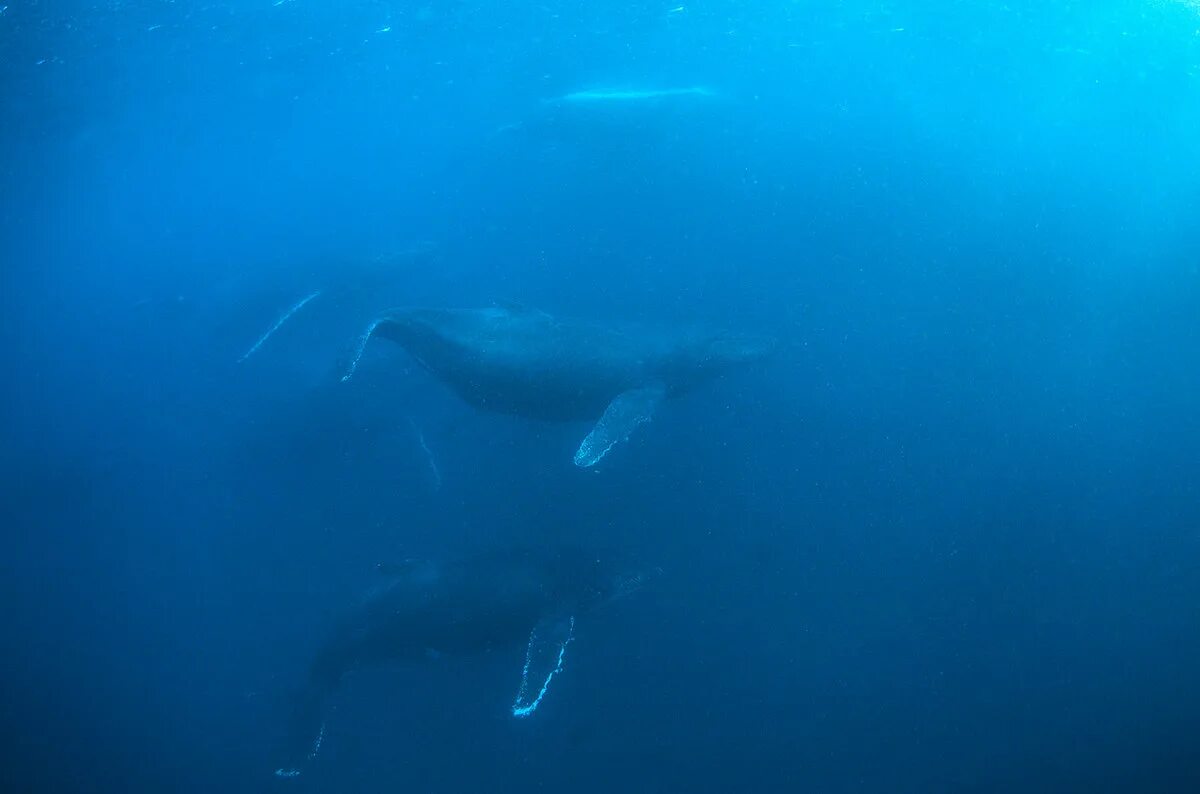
655, 330, 776, 394
701, 332, 777, 367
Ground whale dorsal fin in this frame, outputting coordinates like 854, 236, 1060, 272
573, 384, 666, 467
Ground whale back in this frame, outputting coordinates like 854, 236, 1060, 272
374, 307, 651, 419
369, 306, 774, 419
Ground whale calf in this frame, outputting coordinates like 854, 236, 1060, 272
275, 547, 650, 777
342, 305, 774, 466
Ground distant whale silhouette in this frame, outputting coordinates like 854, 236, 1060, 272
553, 86, 715, 104
342, 305, 774, 466
275, 547, 651, 778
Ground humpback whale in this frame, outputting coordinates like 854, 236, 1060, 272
276, 547, 650, 778
342, 306, 774, 466
555, 86, 715, 104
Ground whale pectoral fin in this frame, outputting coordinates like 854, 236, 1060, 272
573, 385, 666, 467
274, 687, 327, 778
238, 290, 322, 364
512, 614, 576, 718
339, 315, 387, 382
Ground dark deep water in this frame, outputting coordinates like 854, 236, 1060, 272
3, 1, 1200, 791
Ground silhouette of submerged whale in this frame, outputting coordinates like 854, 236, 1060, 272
275, 547, 651, 778
343, 305, 774, 466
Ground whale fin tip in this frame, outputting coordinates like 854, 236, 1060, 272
573, 384, 665, 467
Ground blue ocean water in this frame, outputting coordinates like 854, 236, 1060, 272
3, 1, 1200, 791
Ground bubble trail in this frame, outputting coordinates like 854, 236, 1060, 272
409, 418, 442, 490
237, 290, 321, 363
512, 616, 575, 718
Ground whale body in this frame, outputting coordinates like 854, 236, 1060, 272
275, 547, 649, 777
343, 305, 774, 466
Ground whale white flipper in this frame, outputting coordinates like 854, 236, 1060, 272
238, 290, 322, 363
573, 385, 666, 467
512, 614, 575, 717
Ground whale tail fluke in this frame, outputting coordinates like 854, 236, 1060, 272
339, 307, 437, 382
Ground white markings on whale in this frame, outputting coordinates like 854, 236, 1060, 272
573, 385, 666, 467
512, 616, 575, 718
